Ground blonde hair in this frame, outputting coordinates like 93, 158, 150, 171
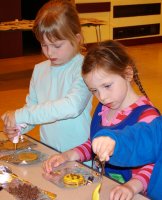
33, 0, 82, 52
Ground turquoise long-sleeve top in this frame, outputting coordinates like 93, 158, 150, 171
93, 117, 162, 200
15, 54, 92, 152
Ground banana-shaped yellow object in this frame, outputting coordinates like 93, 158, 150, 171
92, 183, 101, 200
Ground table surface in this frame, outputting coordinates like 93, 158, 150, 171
0, 18, 107, 31
0, 136, 149, 200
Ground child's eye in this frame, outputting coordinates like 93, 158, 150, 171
41, 43, 62, 49
105, 84, 112, 88
90, 89, 97, 94
53, 41, 64, 48
54, 45, 61, 48
49, 43, 61, 49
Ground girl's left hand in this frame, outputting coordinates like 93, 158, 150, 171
92, 136, 116, 161
110, 184, 134, 200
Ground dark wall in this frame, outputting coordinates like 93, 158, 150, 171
21, 0, 48, 20
0, 0, 22, 58
0, 0, 21, 21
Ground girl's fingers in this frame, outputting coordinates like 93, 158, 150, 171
92, 138, 103, 155
43, 155, 62, 173
42, 160, 52, 173
99, 152, 110, 162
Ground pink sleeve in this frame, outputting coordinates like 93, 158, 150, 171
132, 164, 154, 192
138, 108, 160, 123
73, 138, 92, 162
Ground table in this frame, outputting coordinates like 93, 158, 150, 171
0, 135, 149, 200
80, 18, 106, 42
0, 18, 106, 42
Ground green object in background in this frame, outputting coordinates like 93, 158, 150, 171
109, 173, 125, 184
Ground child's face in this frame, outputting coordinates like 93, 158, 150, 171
41, 35, 76, 66
83, 68, 131, 110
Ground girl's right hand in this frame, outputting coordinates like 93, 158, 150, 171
1, 110, 18, 142
42, 153, 68, 174
1, 110, 16, 128
3, 126, 19, 142
42, 149, 81, 174
92, 136, 116, 162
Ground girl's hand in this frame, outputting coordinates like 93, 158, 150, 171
3, 127, 19, 141
110, 185, 134, 200
92, 136, 116, 161
1, 111, 16, 128
42, 154, 67, 173
1, 111, 18, 141
110, 179, 143, 200
42, 149, 81, 174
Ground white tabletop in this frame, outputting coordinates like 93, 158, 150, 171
0, 136, 149, 200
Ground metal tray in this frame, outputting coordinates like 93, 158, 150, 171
0, 149, 47, 165
0, 165, 57, 199
43, 161, 101, 188
0, 138, 36, 152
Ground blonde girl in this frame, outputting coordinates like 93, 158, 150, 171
2, 0, 92, 153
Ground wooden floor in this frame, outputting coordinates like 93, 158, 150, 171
0, 43, 162, 140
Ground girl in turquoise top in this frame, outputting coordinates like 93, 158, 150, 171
1, 0, 92, 152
